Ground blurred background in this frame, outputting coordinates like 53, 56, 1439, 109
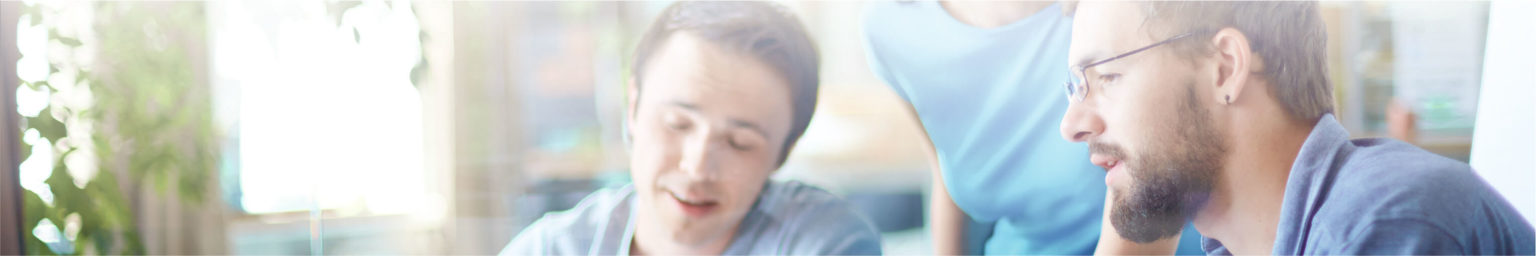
1, 0, 1530, 255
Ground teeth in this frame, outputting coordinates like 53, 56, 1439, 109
670, 191, 709, 205
670, 191, 694, 203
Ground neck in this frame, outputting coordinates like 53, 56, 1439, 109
939, 1, 1053, 28
1193, 107, 1315, 254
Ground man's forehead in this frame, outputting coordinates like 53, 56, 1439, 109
642, 34, 794, 137
1067, 2, 1152, 68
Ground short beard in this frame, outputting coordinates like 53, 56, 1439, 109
1099, 85, 1225, 243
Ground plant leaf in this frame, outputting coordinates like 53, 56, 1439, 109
50, 29, 82, 47
26, 109, 67, 143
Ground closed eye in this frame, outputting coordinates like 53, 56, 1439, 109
727, 130, 762, 152
1097, 73, 1121, 84
664, 113, 692, 131
669, 121, 691, 131
728, 138, 754, 151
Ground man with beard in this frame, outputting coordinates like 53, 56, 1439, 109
501, 1, 881, 255
859, 2, 1203, 254
1060, 1, 1534, 254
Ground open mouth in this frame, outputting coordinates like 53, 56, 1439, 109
1090, 154, 1125, 186
1090, 154, 1121, 173
668, 191, 719, 217
1105, 160, 1125, 186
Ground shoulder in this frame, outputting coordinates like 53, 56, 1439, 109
757, 180, 871, 224
1315, 218, 1465, 254
1328, 138, 1490, 211
757, 181, 884, 255
500, 186, 635, 256
1327, 138, 1487, 206
1307, 215, 1529, 255
861, 1, 933, 32
861, 1, 941, 48
1339, 138, 1473, 178
1312, 139, 1534, 254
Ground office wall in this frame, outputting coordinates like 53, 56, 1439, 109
1470, 0, 1536, 225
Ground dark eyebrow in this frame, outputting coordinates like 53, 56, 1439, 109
669, 101, 770, 139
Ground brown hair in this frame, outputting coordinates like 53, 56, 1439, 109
1140, 2, 1335, 122
630, 1, 820, 166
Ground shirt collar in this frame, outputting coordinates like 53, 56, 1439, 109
616, 182, 777, 255
1272, 113, 1352, 254
1289, 113, 1351, 179
1200, 113, 1353, 255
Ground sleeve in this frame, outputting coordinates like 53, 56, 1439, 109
499, 220, 547, 256
784, 202, 884, 255
1332, 218, 1465, 255
859, 2, 913, 104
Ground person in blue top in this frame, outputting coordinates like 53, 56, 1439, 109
1060, 1, 1534, 254
861, 1, 1202, 254
502, 2, 881, 255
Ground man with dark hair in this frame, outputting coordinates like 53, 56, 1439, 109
1061, 1, 1534, 254
500, 1, 881, 255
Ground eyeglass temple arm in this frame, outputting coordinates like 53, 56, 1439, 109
1080, 32, 1196, 71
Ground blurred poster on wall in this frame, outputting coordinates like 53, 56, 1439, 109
1390, 2, 1488, 135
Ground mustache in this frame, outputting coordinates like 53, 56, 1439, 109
1088, 141, 1127, 161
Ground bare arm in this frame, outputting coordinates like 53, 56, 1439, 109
1093, 189, 1182, 255
899, 103, 968, 255
930, 156, 967, 255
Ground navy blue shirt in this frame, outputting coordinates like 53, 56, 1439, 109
1203, 114, 1535, 254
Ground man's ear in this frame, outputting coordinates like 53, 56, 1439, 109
1209, 27, 1260, 105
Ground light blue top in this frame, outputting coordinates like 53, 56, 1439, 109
1203, 114, 1536, 255
500, 181, 883, 255
861, 1, 1202, 254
